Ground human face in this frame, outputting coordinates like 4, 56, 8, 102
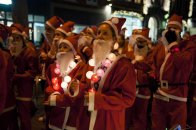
167, 26, 181, 40
45, 24, 55, 42
97, 24, 116, 42
11, 33, 23, 48
54, 30, 66, 40
136, 37, 148, 49
58, 42, 72, 53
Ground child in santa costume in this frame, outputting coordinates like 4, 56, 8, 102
151, 14, 193, 130
76, 17, 136, 130
44, 34, 88, 130
127, 28, 153, 130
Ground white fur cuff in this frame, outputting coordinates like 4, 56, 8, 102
49, 91, 60, 106
88, 92, 95, 111
50, 95, 57, 106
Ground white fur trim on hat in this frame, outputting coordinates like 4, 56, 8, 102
60, 39, 77, 55
136, 35, 151, 43
46, 21, 55, 30
103, 21, 118, 39
167, 21, 182, 30
12, 30, 23, 36
87, 27, 96, 38
56, 28, 72, 37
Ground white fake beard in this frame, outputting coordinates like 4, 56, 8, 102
78, 35, 93, 47
56, 51, 74, 76
93, 39, 113, 65
134, 44, 148, 60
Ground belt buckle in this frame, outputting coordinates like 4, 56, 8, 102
160, 80, 168, 88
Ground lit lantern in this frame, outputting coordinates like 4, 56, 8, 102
88, 59, 95, 66
96, 69, 104, 77
102, 59, 111, 67
70, 61, 76, 68
52, 77, 58, 84
107, 53, 116, 61
61, 82, 68, 89
56, 63, 60, 69
91, 74, 99, 83
54, 68, 60, 74
64, 76, 71, 83
86, 71, 94, 79
53, 83, 60, 91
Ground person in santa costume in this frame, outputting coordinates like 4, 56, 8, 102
10, 23, 39, 130
180, 35, 196, 129
44, 34, 87, 130
151, 14, 193, 130
47, 21, 75, 60
128, 28, 153, 130
76, 17, 136, 130
77, 26, 97, 63
0, 24, 19, 130
39, 16, 64, 60
0, 35, 7, 114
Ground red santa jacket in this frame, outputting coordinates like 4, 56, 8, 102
77, 56, 136, 130
13, 47, 39, 100
152, 42, 193, 102
1, 50, 16, 114
134, 51, 153, 98
45, 61, 90, 130
0, 49, 7, 113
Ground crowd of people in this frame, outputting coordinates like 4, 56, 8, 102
0, 13, 196, 130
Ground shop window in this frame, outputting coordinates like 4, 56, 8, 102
0, 11, 5, 19
7, 21, 13, 26
6, 12, 12, 20
28, 14, 33, 22
148, 17, 158, 42
33, 22, 45, 46
34, 15, 44, 22
73, 24, 86, 34
112, 11, 143, 38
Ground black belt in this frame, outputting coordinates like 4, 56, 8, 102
136, 84, 149, 88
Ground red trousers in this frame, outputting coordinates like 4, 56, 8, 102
17, 100, 32, 130
152, 98, 187, 130
132, 97, 150, 130
0, 108, 19, 130
125, 97, 150, 130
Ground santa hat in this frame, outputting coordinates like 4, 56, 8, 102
56, 21, 75, 36
46, 16, 64, 30
135, 28, 151, 43
167, 14, 183, 30
58, 35, 79, 55
10, 23, 24, 36
102, 17, 126, 39
80, 26, 97, 38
